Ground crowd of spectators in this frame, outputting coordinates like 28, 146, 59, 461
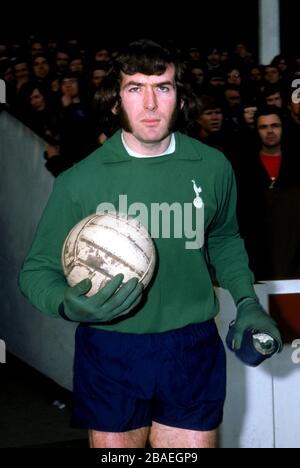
1, 34, 300, 281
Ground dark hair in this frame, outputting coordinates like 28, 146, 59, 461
262, 84, 282, 99
95, 39, 194, 132
197, 95, 223, 114
184, 94, 223, 138
31, 53, 50, 65
58, 70, 79, 84
254, 105, 284, 126
20, 81, 48, 103
271, 54, 287, 68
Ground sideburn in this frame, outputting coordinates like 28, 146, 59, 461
117, 100, 181, 134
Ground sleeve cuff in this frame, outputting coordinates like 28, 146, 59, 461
58, 303, 74, 322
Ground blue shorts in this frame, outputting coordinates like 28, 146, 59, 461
72, 320, 226, 432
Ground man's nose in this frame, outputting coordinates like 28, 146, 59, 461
144, 89, 157, 110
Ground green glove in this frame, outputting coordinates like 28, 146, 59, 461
59, 273, 143, 323
233, 297, 282, 351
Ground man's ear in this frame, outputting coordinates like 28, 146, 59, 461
112, 98, 121, 115
111, 102, 118, 115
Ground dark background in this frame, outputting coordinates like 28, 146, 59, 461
1, 1, 299, 59
1, 1, 259, 52
280, 0, 300, 57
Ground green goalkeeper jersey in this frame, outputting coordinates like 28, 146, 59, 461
19, 130, 256, 333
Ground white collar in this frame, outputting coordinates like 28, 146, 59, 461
121, 132, 175, 158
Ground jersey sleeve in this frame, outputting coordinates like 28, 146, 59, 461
19, 175, 84, 317
206, 157, 257, 304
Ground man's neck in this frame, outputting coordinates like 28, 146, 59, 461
261, 145, 281, 155
199, 128, 209, 140
122, 131, 172, 156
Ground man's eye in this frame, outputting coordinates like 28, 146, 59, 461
157, 85, 170, 92
128, 87, 140, 92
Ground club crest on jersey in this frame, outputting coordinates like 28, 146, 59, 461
191, 180, 203, 209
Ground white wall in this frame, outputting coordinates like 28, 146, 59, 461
218, 283, 300, 448
259, 0, 280, 64
0, 110, 76, 390
218, 286, 275, 448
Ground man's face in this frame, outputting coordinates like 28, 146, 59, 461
118, 64, 180, 147
257, 114, 282, 149
250, 68, 262, 82
266, 92, 282, 108
208, 49, 220, 64
92, 69, 107, 87
198, 109, 223, 134
227, 69, 241, 85
30, 89, 45, 111
70, 59, 83, 73
33, 57, 50, 79
31, 42, 44, 56
14, 62, 29, 81
224, 89, 241, 109
264, 66, 280, 84
95, 49, 110, 62
56, 52, 69, 71
61, 77, 79, 97
243, 106, 257, 125
191, 67, 204, 85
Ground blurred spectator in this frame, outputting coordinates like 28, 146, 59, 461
57, 72, 96, 162
91, 64, 108, 89
54, 48, 70, 75
94, 47, 111, 64
235, 106, 300, 280
31, 54, 51, 90
187, 46, 202, 63
19, 82, 60, 143
271, 54, 289, 76
264, 64, 281, 85
29, 39, 45, 57
189, 95, 224, 148
223, 85, 242, 136
69, 54, 85, 77
262, 84, 284, 108
206, 47, 221, 71
226, 68, 241, 86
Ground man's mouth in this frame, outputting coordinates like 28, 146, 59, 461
141, 119, 160, 124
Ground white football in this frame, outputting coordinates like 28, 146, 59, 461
61, 212, 156, 296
